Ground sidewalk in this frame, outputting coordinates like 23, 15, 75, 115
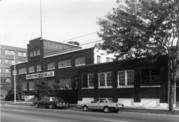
0, 100, 33, 106
1, 100, 179, 115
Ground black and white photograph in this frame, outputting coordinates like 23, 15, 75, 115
0, 0, 179, 122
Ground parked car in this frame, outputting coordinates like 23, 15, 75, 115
81, 98, 124, 113
33, 96, 69, 109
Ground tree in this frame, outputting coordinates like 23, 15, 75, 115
98, 0, 179, 59
98, 0, 179, 111
35, 79, 50, 97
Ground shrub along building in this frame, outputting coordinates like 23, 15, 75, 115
11, 37, 178, 109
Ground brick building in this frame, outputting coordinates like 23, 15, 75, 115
77, 56, 169, 108
11, 37, 179, 109
11, 37, 114, 102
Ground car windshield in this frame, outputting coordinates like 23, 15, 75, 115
49, 97, 58, 101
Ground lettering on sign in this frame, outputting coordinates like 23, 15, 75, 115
26, 71, 55, 80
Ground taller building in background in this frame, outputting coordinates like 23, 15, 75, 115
0, 45, 27, 99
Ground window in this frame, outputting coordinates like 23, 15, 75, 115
98, 72, 112, 88
97, 56, 101, 63
118, 70, 134, 87
5, 68, 10, 73
17, 52, 26, 57
87, 73, 94, 88
106, 72, 112, 86
18, 61, 25, 64
30, 51, 33, 57
28, 66, 35, 73
37, 50, 40, 55
30, 50, 40, 57
0, 59, 1, 64
106, 57, 110, 62
33, 51, 37, 56
59, 79, 72, 90
5, 50, 14, 55
22, 82, 27, 90
75, 57, 85, 66
141, 69, 160, 86
58, 60, 71, 69
5, 59, 15, 65
18, 68, 26, 74
37, 65, 42, 72
47, 62, 55, 70
29, 81, 35, 90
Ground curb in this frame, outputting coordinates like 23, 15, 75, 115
1, 101, 179, 115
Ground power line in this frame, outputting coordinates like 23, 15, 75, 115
63, 31, 98, 42
80, 40, 103, 46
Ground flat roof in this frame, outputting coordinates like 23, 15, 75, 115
0, 44, 26, 51
44, 47, 94, 58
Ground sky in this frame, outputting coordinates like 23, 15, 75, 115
0, 0, 117, 48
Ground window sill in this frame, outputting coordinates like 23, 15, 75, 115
75, 64, 86, 67
58, 66, 72, 69
81, 87, 94, 89
118, 86, 134, 88
98, 86, 112, 89
47, 69, 55, 71
140, 85, 160, 88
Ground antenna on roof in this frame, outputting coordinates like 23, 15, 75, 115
40, 0, 43, 39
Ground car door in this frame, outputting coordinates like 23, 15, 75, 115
88, 99, 99, 110
40, 97, 49, 107
98, 99, 106, 110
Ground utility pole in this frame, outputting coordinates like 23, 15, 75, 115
14, 53, 16, 103
169, 0, 179, 111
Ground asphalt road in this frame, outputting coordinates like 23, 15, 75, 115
1, 104, 179, 122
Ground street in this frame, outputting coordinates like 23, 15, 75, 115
1, 104, 179, 122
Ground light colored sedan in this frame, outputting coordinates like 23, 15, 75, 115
81, 98, 124, 113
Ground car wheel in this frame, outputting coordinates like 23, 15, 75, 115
49, 104, 54, 109
83, 106, 88, 111
104, 107, 109, 113
35, 104, 39, 108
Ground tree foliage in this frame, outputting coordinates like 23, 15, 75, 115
98, 0, 179, 59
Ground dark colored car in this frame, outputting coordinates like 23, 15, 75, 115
33, 96, 69, 109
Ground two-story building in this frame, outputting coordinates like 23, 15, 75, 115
11, 37, 114, 102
